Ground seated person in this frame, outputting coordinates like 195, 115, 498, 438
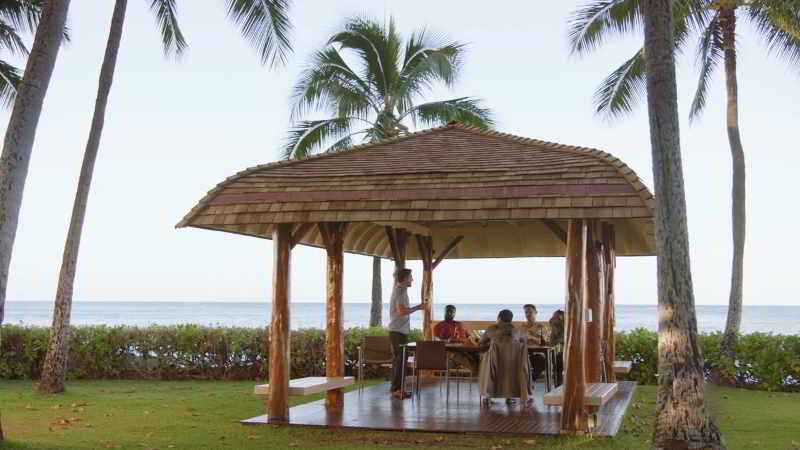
548, 310, 565, 387
433, 305, 479, 375
478, 309, 530, 405
520, 304, 550, 383
433, 305, 469, 342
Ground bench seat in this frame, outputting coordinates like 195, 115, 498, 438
254, 376, 354, 396
542, 382, 618, 407
613, 361, 632, 374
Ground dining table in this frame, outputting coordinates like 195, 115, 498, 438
399, 341, 557, 394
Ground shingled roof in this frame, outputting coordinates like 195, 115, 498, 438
177, 123, 655, 258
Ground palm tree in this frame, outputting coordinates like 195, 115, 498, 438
37, 0, 293, 394
0, 0, 70, 330
569, 0, 800, 364
285, 17, 493, 326
641, 1, 724, 447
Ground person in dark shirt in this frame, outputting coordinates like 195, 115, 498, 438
549, 310, 565, 387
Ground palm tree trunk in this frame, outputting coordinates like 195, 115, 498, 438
643, 1, 724, 448
0, 0, 71, 326
370, 256, 382, 327
719, 8, 744, 363
39, 0, 127, 394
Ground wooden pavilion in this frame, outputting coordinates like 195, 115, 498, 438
176, 122, 655, 434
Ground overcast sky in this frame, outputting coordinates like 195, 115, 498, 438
2, 1, 798, 306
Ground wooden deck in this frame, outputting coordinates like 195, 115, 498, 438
243, 379, 637, 437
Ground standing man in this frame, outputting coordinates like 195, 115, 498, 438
387, 268, 426, 399
521, 304, 549, 383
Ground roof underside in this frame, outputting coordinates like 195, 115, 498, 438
178, 124, 656, 258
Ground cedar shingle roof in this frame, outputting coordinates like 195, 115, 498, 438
178, 123, 655, 257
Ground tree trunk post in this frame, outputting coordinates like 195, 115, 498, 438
0, 0, 71, 325
38, 0, 127, 395
585, 221, 604, 384
416, 236, 434, 340
268, 224, 292, 423
370, 256, 382, 327
562, 219, 588, 434
643, 1, 724, 447
719, 6, 745, 363
601, 223, 616, 383
319, 222, 347, 409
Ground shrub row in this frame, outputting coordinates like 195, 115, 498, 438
1, 325, 797, 390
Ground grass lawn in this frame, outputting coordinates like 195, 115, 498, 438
1, 380, 798, 449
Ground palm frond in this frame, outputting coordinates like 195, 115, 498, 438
226, 0, 292, 67
402, 97, 493, 129
0, 22, 28, 55
283, 117, 365, 159
328, 16, 401, 98
291, 47, 377, 120
150, 0, 187, 57
568, 0, 642, 55
0, 0, 41, 34
689, 16, 723, 121
396, 29, 464, 105
593, 48, 646, 118
747, 0, 800, 68
0, 58, 21, 108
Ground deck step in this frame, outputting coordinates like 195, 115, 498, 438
542, 382, 618, 407
254, 376, 354, 396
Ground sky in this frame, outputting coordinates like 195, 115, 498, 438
1, 1, 798, 306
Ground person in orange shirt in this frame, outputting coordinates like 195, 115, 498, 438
433, 305, 479, 375
433, 305, 469, 342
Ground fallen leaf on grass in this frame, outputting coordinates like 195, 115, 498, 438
54, 419, 72, 426
489, 446, 504, 450
71, 402, 88, 407
51, 404, 64, 409
501, 440, 511, 445
190, 413, 202, 417
523, 440, 537, 445
25, 404, 38, 411
247, 435, 260, 440
105, 445, 121, 449
85, 424, 93, 428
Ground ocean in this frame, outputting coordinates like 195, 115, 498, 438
2, 301, 798, 335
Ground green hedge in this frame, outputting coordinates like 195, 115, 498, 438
1, 325, 796, 391
0, 324, 422, 381
615, 328, 800, 391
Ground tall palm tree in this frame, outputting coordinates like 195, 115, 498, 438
37, 0, 293, 394
0, 0, 58, 326
568, 0, 800, 363
285, 17, 493, 326
0, 0, 69, 330
642, 1, 724, 447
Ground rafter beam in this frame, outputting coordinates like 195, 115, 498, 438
542, 219, 567, 244
432, 235, 464, 269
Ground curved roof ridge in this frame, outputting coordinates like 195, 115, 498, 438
177, 122, 654, 228
449, 123, 655, 209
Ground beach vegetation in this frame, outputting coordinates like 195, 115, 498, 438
38, 0, 294, 395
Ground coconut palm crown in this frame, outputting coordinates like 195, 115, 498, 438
0, 0, 51, 107
284, 16, 493, 159
568, 0, 800, 120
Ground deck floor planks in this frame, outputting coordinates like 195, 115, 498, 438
243, 379, 637, 437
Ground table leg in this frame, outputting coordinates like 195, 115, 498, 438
401, 346, 407, 393
546, 349, 554, 392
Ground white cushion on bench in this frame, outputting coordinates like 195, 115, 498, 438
542, 382, 618, 407
254, 376, 354, 396
613, 361, 632, 374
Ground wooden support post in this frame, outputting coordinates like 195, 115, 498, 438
585, 221, 604, 384
416, 235, 434, 340
602, 223, 617, 382
268, 223, 292, 423
319, 222, 347, 409
562, 219, 589, 434
385, 226, 408, 271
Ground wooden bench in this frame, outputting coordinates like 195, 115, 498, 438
542, 382, 618, 407
254, 376, 354, 396
614, 361, 632, 375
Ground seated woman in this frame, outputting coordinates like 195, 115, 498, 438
478, 309, 531, 405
